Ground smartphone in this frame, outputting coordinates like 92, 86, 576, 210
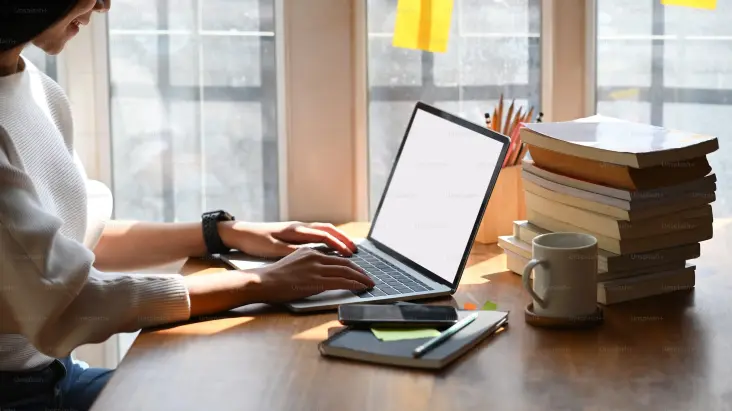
338, 304, 459, 328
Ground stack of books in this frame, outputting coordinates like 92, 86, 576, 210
498, 115, 719, 305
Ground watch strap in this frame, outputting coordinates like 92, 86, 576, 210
202, 210, 234, 256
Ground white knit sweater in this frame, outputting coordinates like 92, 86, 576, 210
0, 57, 191, 371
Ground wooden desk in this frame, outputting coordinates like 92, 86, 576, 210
92, 222, 732, 411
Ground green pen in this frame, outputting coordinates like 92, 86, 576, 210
412, 312, 479, 358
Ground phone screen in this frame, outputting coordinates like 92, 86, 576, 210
339, 304, 458, 325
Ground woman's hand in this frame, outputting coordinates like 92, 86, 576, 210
184, 247, 374, 316
219, 221, 358, 258
245, 247, 374, 303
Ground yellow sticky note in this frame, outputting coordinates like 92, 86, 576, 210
609, 88, 640, 100
661, 0, 716, 10
392, 0, 454, 53
371, 328, 441, 341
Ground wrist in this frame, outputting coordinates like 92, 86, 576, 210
217, 220, 238, 251
184, 271, 261, 317
201, 210, 235, 255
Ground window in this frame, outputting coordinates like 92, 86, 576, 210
596, 0, 731, 216
22, 45, 58, 80
107, 0, 278, 223
366, 0, 541, 215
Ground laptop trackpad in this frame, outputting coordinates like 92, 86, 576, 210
302, 289, 355, 302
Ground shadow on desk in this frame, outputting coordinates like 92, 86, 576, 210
141, 294, 461, 340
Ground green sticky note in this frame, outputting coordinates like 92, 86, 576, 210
371, 328, 441, 341
482, 300, 497, 311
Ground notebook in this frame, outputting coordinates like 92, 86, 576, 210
523, 192, 713, 239
318, 310, 509, 370
521, 168, 716, 220
524, 209, 713, 254
506, 221, 701, 273
525, 146, 712, 190
521, 159, 717, 203
520, 118, 719, 168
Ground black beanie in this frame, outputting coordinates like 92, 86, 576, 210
0, 0, 80, 52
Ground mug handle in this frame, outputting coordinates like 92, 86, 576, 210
522, 259, 548, 309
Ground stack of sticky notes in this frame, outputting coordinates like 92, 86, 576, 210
498, 115, 719, 305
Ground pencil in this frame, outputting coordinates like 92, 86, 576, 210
412, 312, 480, 358
502, 99, 515, 135
513, 143, 529, 166
491, 107, 498, 131
507, 107, 523, 138
524, 106, 535, 124
502, 119, 522, 168
495, 94, 504, 133
484, 113, 491, 129
503, 125, 523, 168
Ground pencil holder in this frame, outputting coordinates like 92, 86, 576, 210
475, 165, 526, 244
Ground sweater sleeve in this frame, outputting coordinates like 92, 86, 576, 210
0, 139, 191, 358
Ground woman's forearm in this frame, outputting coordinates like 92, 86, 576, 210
93, 221, 208, 271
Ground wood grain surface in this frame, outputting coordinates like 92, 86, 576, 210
91, 221, 732, 411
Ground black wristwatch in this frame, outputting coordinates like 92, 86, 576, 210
201, 210, 235, 256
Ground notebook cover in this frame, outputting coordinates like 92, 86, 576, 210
513, 220, 701, 271
597, 264, 696, 305
525, 209, 713, 254
526, 145, 712, 189
521, 168, 716, 211
524, 191, 713, 239
522, 158, 717, 202
522, 121, 718, 157
318, 310, 508, 370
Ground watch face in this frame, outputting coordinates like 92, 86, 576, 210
206, 210, 234, 221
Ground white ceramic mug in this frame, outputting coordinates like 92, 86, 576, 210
522, 232, 598, 318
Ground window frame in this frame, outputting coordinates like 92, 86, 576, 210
65, 0, 596, 225
540, 0, 596, 122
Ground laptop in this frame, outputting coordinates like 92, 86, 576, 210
222, 102, 510, 312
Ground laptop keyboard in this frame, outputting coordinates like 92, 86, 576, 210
344, 248, 433, 298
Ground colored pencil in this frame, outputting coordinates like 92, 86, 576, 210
507, 107, 523, 139
486, 99, 541, 167
503, 124, 523, 167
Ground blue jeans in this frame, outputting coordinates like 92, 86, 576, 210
0, 356, 114, 411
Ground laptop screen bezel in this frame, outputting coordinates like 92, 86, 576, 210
366, 102, 511, 292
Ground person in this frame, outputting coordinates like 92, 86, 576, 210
0, 1, 375, 410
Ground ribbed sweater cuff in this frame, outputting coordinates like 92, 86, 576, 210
131, 275, 191, 329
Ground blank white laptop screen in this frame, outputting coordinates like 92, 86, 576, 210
369, 108, 505, 284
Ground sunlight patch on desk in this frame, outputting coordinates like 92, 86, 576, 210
159, 317, 255, 335
292, 320, 343, 340
188, 267, 230, 277
459, 253, 506, 285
